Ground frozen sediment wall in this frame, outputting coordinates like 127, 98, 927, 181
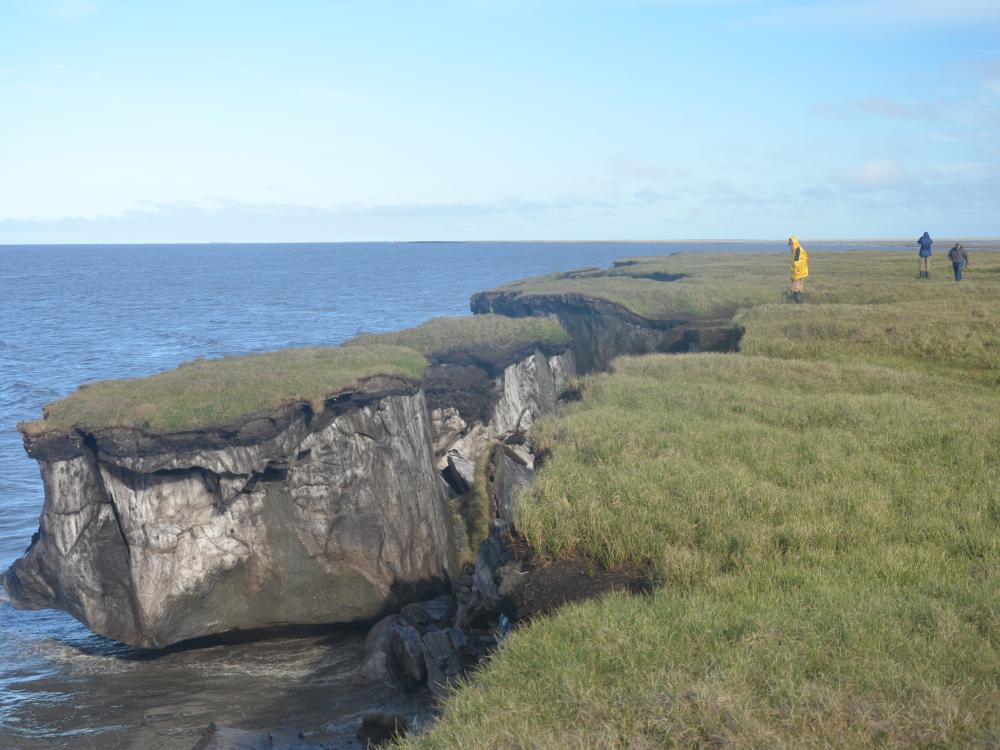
2, 343, 578, 650
4, 380, 455, 648
470, 290, 741, 373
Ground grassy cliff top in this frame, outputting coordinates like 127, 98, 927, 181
21, 344, 427, 436
410, 352, 1000, 748
406, 250, 1000, 749
477, 249, 1000, 320
344, 314, 569, 363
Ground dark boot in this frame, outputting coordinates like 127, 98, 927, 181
793, 291, 803, 304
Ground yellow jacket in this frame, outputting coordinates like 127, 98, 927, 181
790, 236, 809, 280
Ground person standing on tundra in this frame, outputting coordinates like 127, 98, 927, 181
789, 236, 809, 303
917, 231, 933, 278
948, 242, 969, 281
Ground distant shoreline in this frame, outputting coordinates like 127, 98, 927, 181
1, 238, 998, 248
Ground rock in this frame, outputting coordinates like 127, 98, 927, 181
491, 353, 552, 434
359, 614, 404, 683
390, 624, 427, 686
362, 595, 456, 690
442, 450, 475, 495
447, 424, 490, 470
356, 713, 409, 748
429, 407, 466, 460
399, 594, 456, 628
471, 526, 513, 615
4, 387, 455, 648
487, 445, 534, 525
429, 350, 576, 472
421, 628, 463, 694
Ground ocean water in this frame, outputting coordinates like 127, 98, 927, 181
0, 239, 986, 748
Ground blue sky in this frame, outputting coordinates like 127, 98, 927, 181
1, 0, 998, 242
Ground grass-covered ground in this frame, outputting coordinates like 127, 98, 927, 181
22, 345, 427, 435
403, 249, 1000, 749
479, 248, 999, 320
345, 314, 568, 363
740, 297, 1000, 386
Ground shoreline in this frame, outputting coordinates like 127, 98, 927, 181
3, 254, 988, 748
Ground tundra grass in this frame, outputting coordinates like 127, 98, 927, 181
480, 248, 1000, 320
739, 297, 1000, 385
345, 314, 568, 361
403, 249, 1000, 749
22, 344, 427, 436
405, 354, 1000, 748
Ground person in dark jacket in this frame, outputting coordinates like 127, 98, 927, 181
948, 243, 969, 281
917, 232, 933, 278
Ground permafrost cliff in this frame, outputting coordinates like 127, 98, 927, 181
3, 344, 576, 648
4, 268, 739, 652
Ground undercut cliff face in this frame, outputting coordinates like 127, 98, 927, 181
470, 292, 741, 373
4, 344, 577, 648
4, 379, 456, 648
427, 348, 576, 477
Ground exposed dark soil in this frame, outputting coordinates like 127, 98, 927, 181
500, 556, 653, 621
21, 376, 422, 462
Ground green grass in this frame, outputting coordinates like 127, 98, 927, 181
412, 584, 999, 748
403, 249, 1000, 749
518, 354, 998, 575
23, 344, 427, 436
449, 443, 495, 566
344, 314, 568, 363
739, 297, 1000, 385
479, 249, 1000, 320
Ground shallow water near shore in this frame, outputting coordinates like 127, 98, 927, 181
0, 240, 989, 748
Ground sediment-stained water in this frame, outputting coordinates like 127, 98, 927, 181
1, 240, 989, 748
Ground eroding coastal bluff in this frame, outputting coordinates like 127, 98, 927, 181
3, 259, 740, 649
8, 249, 1000, 748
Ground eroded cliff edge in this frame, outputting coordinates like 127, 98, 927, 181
470, 265, 742, 372
6, 378, 455, 648
3, 322, 576, 649
4, 256, 739, 651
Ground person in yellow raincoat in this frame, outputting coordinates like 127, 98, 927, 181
788, 235, 809, 303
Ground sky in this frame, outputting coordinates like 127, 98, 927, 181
1, 0, 998, 243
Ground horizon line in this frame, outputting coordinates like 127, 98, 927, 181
2, 237, 999, 248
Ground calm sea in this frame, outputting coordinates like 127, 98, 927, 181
0, 240, 985, 748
